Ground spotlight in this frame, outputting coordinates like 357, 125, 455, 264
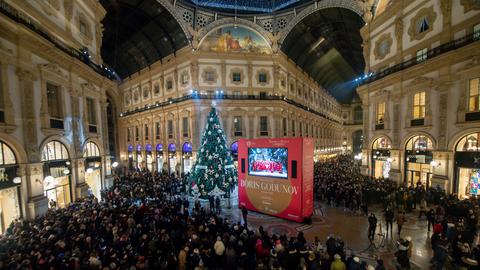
86, 168, 93, 174
112, 162, 119, 168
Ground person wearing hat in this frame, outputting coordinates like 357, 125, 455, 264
348, 256, 361, 270
330, 254, 346, 270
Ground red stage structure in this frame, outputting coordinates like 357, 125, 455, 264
237, 138, 314, 222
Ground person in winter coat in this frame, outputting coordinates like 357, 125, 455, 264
214, 236, 225, 266
348, 256, 361, 270
375, 259, 386, 270
395, 239, 410, 269
178, 246, 188, 270
396, 212, 407, 237
330, 254, 346, 270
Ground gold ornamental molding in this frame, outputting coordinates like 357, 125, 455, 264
373, 33, 393, 60
408, 6, 437, 41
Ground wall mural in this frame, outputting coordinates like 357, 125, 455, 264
200, 26, 271, 54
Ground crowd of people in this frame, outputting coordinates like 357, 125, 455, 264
3, 154, 480, 269
0, 170, 385, 270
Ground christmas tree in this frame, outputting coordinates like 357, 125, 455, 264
190, 106, 237, 198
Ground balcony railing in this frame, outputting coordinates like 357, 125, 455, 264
0, 0, 117, 81
120, 93, 340, 124
361, 32, 480, 85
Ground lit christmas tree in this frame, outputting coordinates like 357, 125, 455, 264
190, 106, 237, 198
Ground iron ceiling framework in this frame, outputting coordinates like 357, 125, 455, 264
100, 0, 189, 78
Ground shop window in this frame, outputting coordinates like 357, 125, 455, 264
0, 141, 16, 165
182, 117, 189, 137
79, 20, 87, 36
143, 87, 149, 99
474, 24, 480, 40
232, 72, 241, 82
413, 91, 426, 119
416, 48, 428, 63
354, 106, 363, 124
153, 83, 160, 95
83, 142, 100, 157
416, 17, 430, 34
155, 122, 160, 140
233, 91, 241, 97
283, 118, 287, 136
41, 141, 69, 161
457, 132, 480, 152
469, 78, 480, 112
168, 120, 173, 139
234, 116, 242, 136
260, 92, 267, 98
376, 102, 385, 130
258, 73, 267, 83
260, 116, 268, 136
144, 124, 149, 140
166, 80, 173, 91
135, 126, 139, 141
181, 73, 189, 85
205, 71, 215, 82
47, 83, 63, 121
372, 136, 392, 150
86, 97, 97, 133
127, 127, 131, 142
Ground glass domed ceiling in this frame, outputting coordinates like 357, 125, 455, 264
189, 0, 302, 13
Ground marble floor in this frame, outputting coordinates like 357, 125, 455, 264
210, 198, 434, 269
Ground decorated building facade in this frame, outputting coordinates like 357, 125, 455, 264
357, 0, 480, 196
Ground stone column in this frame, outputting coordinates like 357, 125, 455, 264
74, 159, 88, 198
25, 163, 48, 219
17, 68, 40, 162
430, 151, 451, 191
389, 149, 402, 184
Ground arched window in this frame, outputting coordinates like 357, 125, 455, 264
456, 132, 480, 152
406, 135, 433, 151
0, 141, 16, 165
372, 136, 392, 150
41, 141, 69, 161
83, 142, 100, 157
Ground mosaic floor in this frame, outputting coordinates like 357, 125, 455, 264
200, 196, 436, 269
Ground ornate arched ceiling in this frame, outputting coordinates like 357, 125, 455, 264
281, 7, 365, 103
100, 0, 189, 78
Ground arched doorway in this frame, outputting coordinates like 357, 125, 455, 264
136, 144, 143, 170
156, 144, 164, 173
83, 141, 102, 199
455, 132, 480, 198
127, 144, 133, 170
352, 130, 363, 156
41, 140, 72, 209
371, 136, 392, 179
168, 143, 177, 175
145, 144, 153, 172
182, 142, 192, 174
0, 141, 21, 234
404, 135, 433, 188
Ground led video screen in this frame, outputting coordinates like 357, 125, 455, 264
248, 147, 288, 179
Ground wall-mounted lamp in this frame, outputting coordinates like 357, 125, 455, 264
112, 162, 119, 168
86, 168, 93, 174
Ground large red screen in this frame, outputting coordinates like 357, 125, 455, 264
237, 138, 314, 222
